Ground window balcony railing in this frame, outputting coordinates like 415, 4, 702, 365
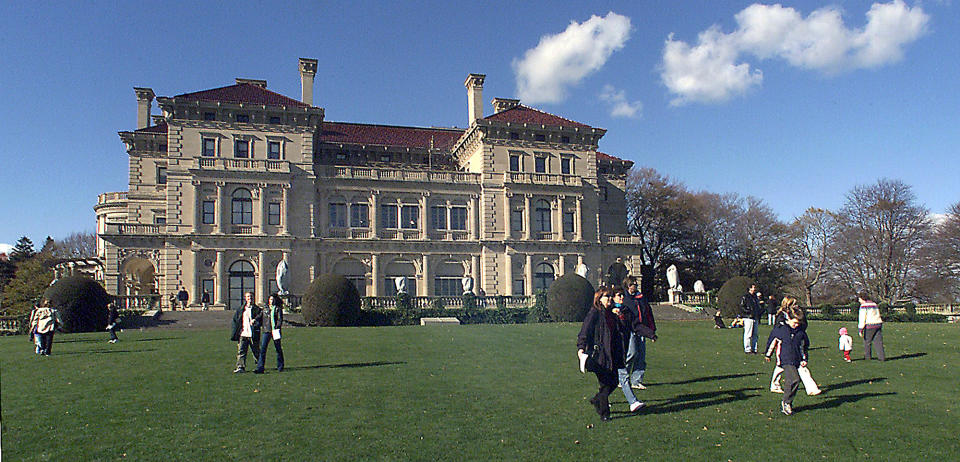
427, 231, 471, 241
328, 228, 372, 239
196, 158, 289, 173
321, 166, 480, 184
504, 172, 580, 186
103, 223, 162, 235
231, 225, 255, 235
604, 234, 641, 244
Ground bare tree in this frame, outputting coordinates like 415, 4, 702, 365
55, 231, 97, 259
624, 168, 688, 280
778, 208, 836, 306
914, 201, 960, 302
832, 179, 930, 303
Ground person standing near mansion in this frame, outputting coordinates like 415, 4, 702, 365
622, 276, 655, 389
766, 295, 778, 325
740, 285, 762, 353
254, 294, 285, 374
177, 287, 189, 310
857, 292, 885, 361
201, 290, 210, 311
230, 292, 261, 373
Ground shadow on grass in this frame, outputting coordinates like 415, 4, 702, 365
133, 337, 185, 342
53, 348, 158, 356
822, 377, 886, 393
809, 346, 828, 351
612, 387, 762, 418
793, 392, 897, 413
885, 352, 926, 362
55, 338, 106, 343
655, 373, 761, 386
283, 360, 406, 371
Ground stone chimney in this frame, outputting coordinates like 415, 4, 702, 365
235, 78, 267, 88
299, 58, 318, 106
492, 98, 520, 114
464, 73, 486, 126
134, 87, 155, 130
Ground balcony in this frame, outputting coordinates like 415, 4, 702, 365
328, 228, 372, 239
321, 166, 480, 184
103, 223, 162, 235
504, 172, 580, 186
604, 234, 641, 245
231, 225, 255, 235
427, 231, 471, 241
196, 158, 290, 173
379, 229, 422, 240
97, 191, 128, 205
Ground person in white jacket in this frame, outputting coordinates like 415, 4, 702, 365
838, 327, 853, 362
857, 292, 885, 361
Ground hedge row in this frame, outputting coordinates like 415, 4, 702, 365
807, 312, 947, 323
358, 307, 538, 326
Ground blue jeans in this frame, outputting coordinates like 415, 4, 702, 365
618, 368, 641, 406
256, 332, 284, 372
624, 333, 646, 385
742, 318, 758, 352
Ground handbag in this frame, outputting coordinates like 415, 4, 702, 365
584, 342, 604, 373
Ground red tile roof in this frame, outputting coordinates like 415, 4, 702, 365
134, 121, 168, 134
319, 122, 465, 150
173, 83, 311, 108
597, 151, 628, 162
484, 104, 592, 129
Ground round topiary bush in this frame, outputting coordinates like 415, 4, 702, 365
547, 274, 595, 322
43, 276, 110, 333
717, 276, 754, 319
302, 274, 361, 326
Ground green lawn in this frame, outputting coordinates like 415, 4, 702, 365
1, 320, 957, 461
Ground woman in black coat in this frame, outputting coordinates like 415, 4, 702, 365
577, 287, 625, 421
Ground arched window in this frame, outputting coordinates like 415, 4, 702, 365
231, 188, 253, 225
534, 262, 555, 292
535, 199, 551, 233
228, 260, 256, 310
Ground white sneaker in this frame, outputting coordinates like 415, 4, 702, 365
781, 401, 792, 415
770, 387, 784, 393
630, 401, 645, 412
632, 383, 647, 390
807, 389, 822, 396
108, 339, 118, 344
233, 367, 244, 373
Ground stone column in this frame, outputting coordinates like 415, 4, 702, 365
575, 196, 583, 241
523, 194, 531, 240
214, 250, 225, 305
370, 190, 379, 238
259, 184, 268, 235
421, 254, 430, 296
554, 195, 563, 241
419, 193, 428, 239
525, 254, 533, 296
191, 253, 200, 307
503, 192, 511, 240
281, 185, 290, 235
216, 182, 226, 234
371, 253, 380, 296
257, 251, 267, 305
558, 254, 566, 277
471, 255, 480, 294
318, 191, 327, 237
504, 252, 513, 296
470, 194, 479, 240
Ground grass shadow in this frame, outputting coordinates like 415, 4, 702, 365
656, 373, 761, 386
53, 348, 158, 356
54, 338, 107, 343
793, 392, 897, 413
885, 352, 926, 361
821, 377, 886, 393
133, 337, 185, 342
612, 387, 762, 417
283, 360, 406, 371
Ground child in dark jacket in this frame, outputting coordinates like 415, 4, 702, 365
764, 307, 810, 416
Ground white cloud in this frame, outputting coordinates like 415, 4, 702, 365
599, 84, 643, 118
661, 1, 929, 105
0, 243, 12, 255
514, 12, 632, 104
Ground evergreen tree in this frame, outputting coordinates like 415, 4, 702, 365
9, 236, 35, 263
0, 253, 55, 315
40, 236, 57, 254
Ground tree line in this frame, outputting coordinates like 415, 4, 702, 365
626, 168, 960, 306
0, 232, 97, 315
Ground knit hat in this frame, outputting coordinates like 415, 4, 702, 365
838, 327, 848, 336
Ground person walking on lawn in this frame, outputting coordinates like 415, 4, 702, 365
764, 307, 811, 416
622, 275, 656, 389
740, 285, 762, 353
577, 288, 630, 421
858, 292, 885, 361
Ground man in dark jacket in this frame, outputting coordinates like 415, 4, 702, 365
230, 292, 261, 373
177, 287, 189, 310
764, 308, 810, 416
621, 276, 656, 389
740, 285, 761, 353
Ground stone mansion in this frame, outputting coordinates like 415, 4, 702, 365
95, 58, 643, 309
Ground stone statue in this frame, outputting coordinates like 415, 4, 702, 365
666, 264, 679, 289
575, 263, 589, 278
394, 276, 408, 294
276, 259, 289, 296
694, 280, 705, 293
461, 276, 474, 294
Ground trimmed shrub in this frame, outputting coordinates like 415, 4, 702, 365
429, 298, 445, 310
717, 276, 753, 319
43, 276, 110, 333
301, 274, 361, 326
527, 290, 551, 323
547, 274, 594, 322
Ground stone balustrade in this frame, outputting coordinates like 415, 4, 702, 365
321, 166, 480, 184
196, 158, 290, 173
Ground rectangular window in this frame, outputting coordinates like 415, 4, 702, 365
156, 166, 167, 185
267, 141, 281, 160
235, 139, 249, 158
202, 200, 215, 224
561, 157, 571, 175
268, 202, 281, 226
232, 196, 252, 225
269, 116, 281, 124
400, 205, 419, 229
561, 135, 570, 143
535, 134, 545, 141
154, 216, 166, 225
384, 278, 416, 297
449, 207, 467, 231
511, 209, 523, 232
513, 279, 525, 296
509, 155, 521, 172
347, 277, 367, 296
431, 206, 447, 230
381, 204, 398, 229
435, 278, 462, 296
202, 138, 217, 157
563, 211, 575, 233
535, 156, 546, 173
235, 114, 250, 123
201, 279, 214, 300
350, 203, 369, 228
203, 112, 216, 121
535, 202, 551, 233
380, 154, 392, 163
329, 203, 347, 228
269, 279, 279, 296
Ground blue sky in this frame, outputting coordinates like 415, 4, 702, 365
1, 0, 958, 252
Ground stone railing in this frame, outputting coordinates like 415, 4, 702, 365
114, 294, 162, 311
604, 234, 641, 245
196, 158, 290, 173
231, 225, 255, 235
322, 166, 480, 184
680, 292, 716, 306
427, 231, 471, 241
504, 172, 580, 186
97, 192, 128, 205
327, 228, 372, 239
104, 223, 162, 235
0, 316, 27, 333
362, 295, 534, 310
